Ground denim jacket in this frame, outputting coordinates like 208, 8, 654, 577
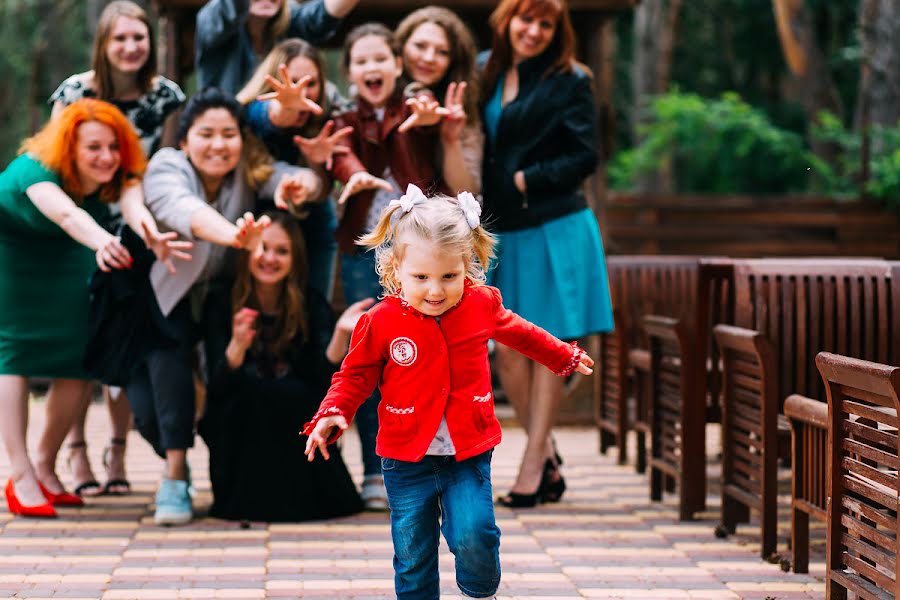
195, 0, 341, 95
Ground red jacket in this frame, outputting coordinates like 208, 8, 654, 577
302, 284, 584, 462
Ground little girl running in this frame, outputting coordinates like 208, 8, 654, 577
303, 184, 594, 600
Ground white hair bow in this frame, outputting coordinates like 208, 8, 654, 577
388, 184, 427, 215
457, 191, 481, 230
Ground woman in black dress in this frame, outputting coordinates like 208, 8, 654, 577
199, 211, 369, 522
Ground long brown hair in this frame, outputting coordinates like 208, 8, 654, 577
395, 6, 480, 125
92, 1, 157, 99
480, 0, 577, 104
20, 98, 146, 204
232, 211, 309, 353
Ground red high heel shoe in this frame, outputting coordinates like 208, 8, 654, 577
38, 482, 84, 507
5, 479, 57, 518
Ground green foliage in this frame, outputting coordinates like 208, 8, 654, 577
810, 112, 900, 207
609, 91, 812, 194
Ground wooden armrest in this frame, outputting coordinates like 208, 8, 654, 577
784, 394, 828, 429
629, 349, 651, 373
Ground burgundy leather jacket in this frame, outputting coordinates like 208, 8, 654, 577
330, 88, 449, 253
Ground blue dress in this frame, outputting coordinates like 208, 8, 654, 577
483, 74, 613, 340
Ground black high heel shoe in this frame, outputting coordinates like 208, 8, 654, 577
538, 459, 566, 503
496, 490, 540, 508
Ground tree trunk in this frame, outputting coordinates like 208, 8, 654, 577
631, 0, 682, 194
771, 0, 843, 162
857, 0, 900, 136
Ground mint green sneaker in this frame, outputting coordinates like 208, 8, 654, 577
154, 479, 192, 526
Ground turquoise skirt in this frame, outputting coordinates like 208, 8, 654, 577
487, 208, 614, 340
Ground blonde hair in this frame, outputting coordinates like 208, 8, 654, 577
357, 194, 497, 297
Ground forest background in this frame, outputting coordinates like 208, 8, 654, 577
0, 0, 897, 204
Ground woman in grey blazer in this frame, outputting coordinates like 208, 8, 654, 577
128, 88, 322, 525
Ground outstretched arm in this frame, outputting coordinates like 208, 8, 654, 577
118, 183, 193, 274
26, 181, 131, 271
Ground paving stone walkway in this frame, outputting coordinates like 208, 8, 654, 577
0, 401, 825, 599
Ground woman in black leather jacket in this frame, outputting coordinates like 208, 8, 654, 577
480, 0, 614, 508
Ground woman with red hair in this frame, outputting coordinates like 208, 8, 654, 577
0, 99, 189, 518
479, 0, 614, 508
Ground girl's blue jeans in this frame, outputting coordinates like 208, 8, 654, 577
381, 451, 501, 599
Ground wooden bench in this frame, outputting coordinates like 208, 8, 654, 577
595, 256, 733, 468
783, 393, 828, 574
713, 324, 780, 558
726, 259, 896, 570
644, 316, 706, 520
817, 352, 900, 598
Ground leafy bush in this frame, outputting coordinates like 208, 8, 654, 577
810, 112, 900, 207
609, 91, 812, 194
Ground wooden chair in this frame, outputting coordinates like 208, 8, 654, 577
645, 315, 705, 520
733, 259, 895, 406
783, 393, 828, 574
817, 352, 900, 599
596, 257, 733, 469
596, 309, 629, 461
713, 324, 779, 559
730, 259, 896, 568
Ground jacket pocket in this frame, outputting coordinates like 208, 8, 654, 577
381, 404, 418, 441
471, 392, 495, 432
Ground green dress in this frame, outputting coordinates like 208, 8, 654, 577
0, 154, 111, 379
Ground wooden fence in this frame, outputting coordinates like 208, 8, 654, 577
602, 194, 900, 258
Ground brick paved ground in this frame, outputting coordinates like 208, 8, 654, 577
0, 400, 825, 599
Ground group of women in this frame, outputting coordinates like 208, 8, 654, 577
0, 0, 613, 524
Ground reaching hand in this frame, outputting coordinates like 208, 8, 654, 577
304, 415, 349, 461
141, 222, 193, 275
274, 170, 322, 210
234, 212, 272, 252
95, 236, 132, 272
439, 82, 468, 143
576, 351, 595, 376
336, 297, 376, 335
336, 171, 393, 205
231, 307, 258, 354
256, 65, 323, 116
398, 94, 450, 133
294, 120, 353, 170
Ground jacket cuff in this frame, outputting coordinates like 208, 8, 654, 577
301, 405, 348, 445
554, 342, 585, 377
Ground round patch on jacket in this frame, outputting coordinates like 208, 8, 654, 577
390, 337, 418, 366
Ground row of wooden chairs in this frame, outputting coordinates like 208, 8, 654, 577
593, 256, 900, 595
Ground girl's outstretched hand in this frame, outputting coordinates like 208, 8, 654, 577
304, 415, 349, 461
576, 352, 595, 375
398, 94, 451, 133
141, 222, 193, 275
294, 120, 353, 170
234, 212, 271, 252
257, 65, 323, 116
336, 171, 393, 205
439, 81, 467, 143
274, 170, 321, 210
96, 235, 132, 272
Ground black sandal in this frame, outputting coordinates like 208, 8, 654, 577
101, 438, 131, 496
66, 441, 101, 497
